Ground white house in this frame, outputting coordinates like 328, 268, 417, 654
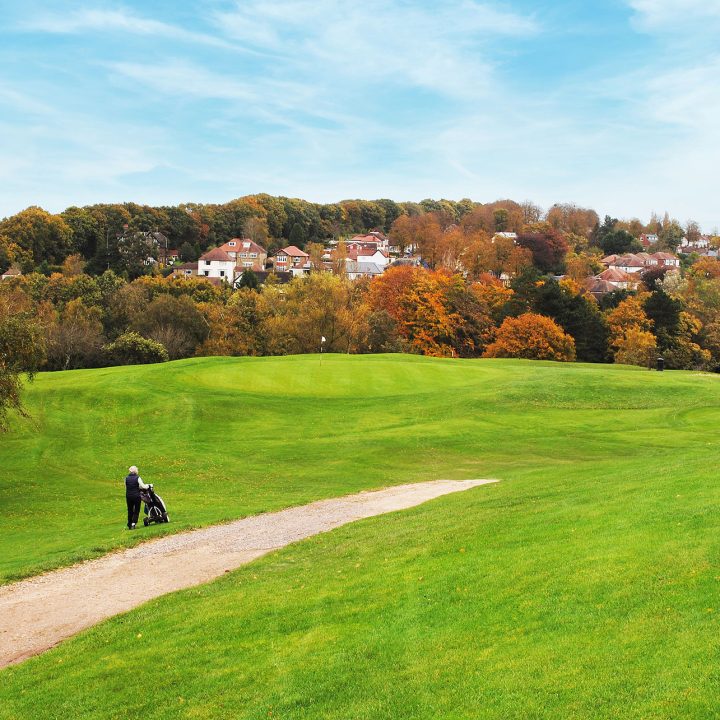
346, 261, 385, 280
197, 248, 236, 282
349, 248, 390, 267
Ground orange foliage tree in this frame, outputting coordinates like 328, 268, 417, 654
367, 265, 421, 322
483, 313, 576, 361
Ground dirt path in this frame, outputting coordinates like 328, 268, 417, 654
0, 479, 497, 669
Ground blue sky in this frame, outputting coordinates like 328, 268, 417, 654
1, 0, 719, 230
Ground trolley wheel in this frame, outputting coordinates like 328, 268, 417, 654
163, 514, 170, 523
143, 518, 149, 527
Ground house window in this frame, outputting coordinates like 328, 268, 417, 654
204, 271, 209, 276
229, 241, 236, 247
184, 270, 192, 275
220, 270, 225, 277
250, 253, 257, 258
205, 260, 211, 266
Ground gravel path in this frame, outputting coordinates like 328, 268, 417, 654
0, 479, 497, 668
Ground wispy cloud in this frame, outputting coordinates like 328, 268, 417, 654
213, 0, 539, 100
628, 0, 720, 30
19, 7, 234, 49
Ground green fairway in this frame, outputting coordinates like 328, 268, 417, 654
2, 355, 720, 718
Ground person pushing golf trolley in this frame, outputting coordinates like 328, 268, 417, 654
124, 465, 170, 530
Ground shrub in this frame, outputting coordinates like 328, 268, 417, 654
103, 331, 169, 366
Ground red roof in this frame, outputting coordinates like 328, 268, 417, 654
358, 248, 388, 258
599, 268, 634, 282
278, 246, 309, 258
199, 248, 233, 262
220, 238, 267, 255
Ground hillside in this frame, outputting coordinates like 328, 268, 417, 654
2, 356, 720, 718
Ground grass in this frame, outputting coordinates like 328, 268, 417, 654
2, 354, 720, 718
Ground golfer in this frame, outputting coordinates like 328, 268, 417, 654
125, 465, 149, 530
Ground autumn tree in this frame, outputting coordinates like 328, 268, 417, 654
516, 228, 568, 273
546, 203, 599, 238
614, 327, 657, 367
367, 265, 421, 322
397, 271, 465, 357
196, 290, 264, 356
43, 299, 105, 370
483, 313, 576, 361
606, 294, 655, 366
0, 207, 73, 265
61, 254, 86, 277
260, 274, 368, 355
242, 216, 269, 247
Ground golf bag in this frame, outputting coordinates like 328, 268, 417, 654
139, 485, 170, 526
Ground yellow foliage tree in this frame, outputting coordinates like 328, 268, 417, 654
613, 326, 657, 367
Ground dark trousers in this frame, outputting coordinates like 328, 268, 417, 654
126, 496, 141, 528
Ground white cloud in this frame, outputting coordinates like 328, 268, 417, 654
19, 8, 235, 49
213, 0, 539, 100
629, 0, 720, 30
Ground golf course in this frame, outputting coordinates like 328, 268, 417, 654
1, 354, 720, 718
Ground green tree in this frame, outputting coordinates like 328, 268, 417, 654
131, 294, 209, 359
238, 269, 259, 290
0, 294, 45, 430
288, 222, 307, 248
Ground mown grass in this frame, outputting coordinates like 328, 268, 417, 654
2, 355, 720, 718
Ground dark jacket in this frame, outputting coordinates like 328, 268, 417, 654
125, 473, 141, 498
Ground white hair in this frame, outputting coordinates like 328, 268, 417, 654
128, 465, 138, 474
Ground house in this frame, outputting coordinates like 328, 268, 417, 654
346, 239, 379, 254
584, 277, 617, 300
197, 248, 236, 282
639, 233, 659, 248
349, 232, 389, 252
1, 264, 22, 281
493, 232, 518, 242
649, 252, 680, 268
602, 252, 680, 273
348, 247, 390, 267
117, 231, 171, 265
172, 262, 198, 279
345, 261, 385, 280
219, 238, 268, 272
597, 268, 637, 290
272, 246, 311, 276
607, 254, 646, 274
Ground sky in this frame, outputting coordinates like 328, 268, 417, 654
1, 0, 719, 230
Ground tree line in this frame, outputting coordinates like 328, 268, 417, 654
2, 193, 718, 429
0, 194, 703, 279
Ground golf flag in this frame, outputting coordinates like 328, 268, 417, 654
321, 336, 326, 343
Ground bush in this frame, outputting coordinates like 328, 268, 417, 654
103, 332, 169, 366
